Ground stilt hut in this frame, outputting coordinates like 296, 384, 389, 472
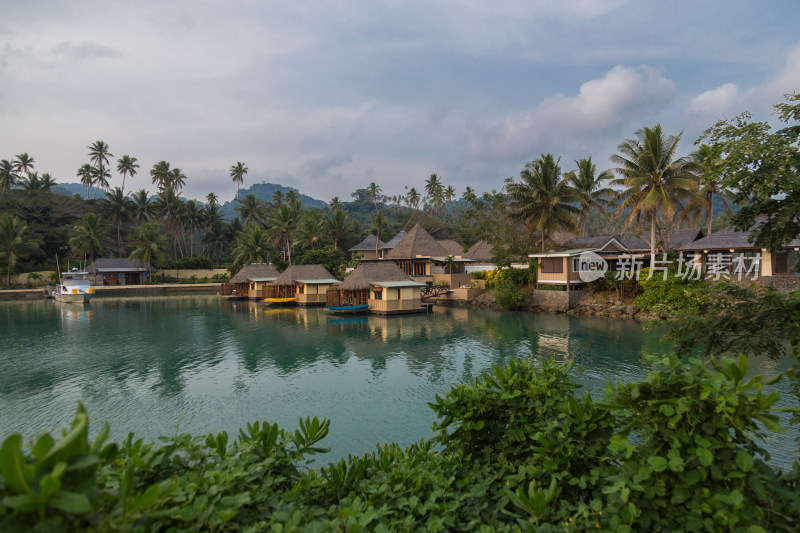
328, 262, 426, 315
264, 264, 339, 306
221, 263, 280, 299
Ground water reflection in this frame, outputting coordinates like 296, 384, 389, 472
0, 296, 794, 464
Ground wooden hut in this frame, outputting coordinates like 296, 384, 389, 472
221, 263, 280, 299
264, 264, 339, 305
328, 262, 426, 315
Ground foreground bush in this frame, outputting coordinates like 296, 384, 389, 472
1, 356, 798, 531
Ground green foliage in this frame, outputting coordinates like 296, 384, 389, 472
155, 256, 212, 270
634, 267, 703, 314
1, 357, 798, 531
589, 271, 642, 300
295, 245, 345, 278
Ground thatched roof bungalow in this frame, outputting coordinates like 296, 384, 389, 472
264, 264, 339, 305
222, 263, 280, 299
383, 225, 472, 284
329, 262, 426, 314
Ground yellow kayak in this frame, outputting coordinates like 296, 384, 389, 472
264, 297, 297, 304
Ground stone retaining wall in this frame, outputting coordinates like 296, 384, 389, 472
532, 289, 588, 311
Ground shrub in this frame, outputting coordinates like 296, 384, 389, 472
154, 257, 213, 270
634, 267, 702, 314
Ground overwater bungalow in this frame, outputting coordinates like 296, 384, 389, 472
221, 263, 280, 299
264, 264, 339, 305
327, 262, 427, 315
383, 224, 473, 287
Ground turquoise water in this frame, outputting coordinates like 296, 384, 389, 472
0, 296, 795, 465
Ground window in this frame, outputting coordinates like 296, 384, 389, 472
373, 290, 382, 300
540, 257, 563, 274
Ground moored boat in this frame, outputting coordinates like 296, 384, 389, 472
54, 269, 94, 304
327, 304, 369, 314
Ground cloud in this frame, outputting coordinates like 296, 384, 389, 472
52, 41, 118, 60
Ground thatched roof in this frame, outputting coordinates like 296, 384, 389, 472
349, 234, 386, 251
385, 224, 447, 259
381, 231, 407, 249
274, 264, 336, 285
564, 235, 651, 252
230, 263, 280, 284
466, 240, 494, 262
86, 258, 156, 274
678, 230, 762, 251
338, 262, 414, 290
667, 228, 705, 249
438, 239, 465, 257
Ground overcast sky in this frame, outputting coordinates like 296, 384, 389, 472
2, 0, 798, 203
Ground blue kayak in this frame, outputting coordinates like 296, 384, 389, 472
328, 304, 369, 312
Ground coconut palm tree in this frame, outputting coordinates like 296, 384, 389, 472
266, 203, 298, 264
443, 185, 456, 221
77, 164, 94, 198
103, 187, 133, 255
366, 182, 382, 254
129, 222, 166, 270
507, 153, 580, 252
12, 153, 35, 177
328, 196, 341, 212
0, 213, 43, 288
39, 173, 56, 190
424, 174, 443, 216
0, 160, 17, 198
236, 194, 266, 227
610, 125, 698, 255
688, 144, 736, 235
116, 155, 139, 195
69, 212, 107, 265
404, 187, 422, 230
19, 172, 42, 190
206, 192, 218, 206
183, 199, 203, 257
131, 189, 154, 225
566, 157, 615, 238
202, 218, 228, 264
230, 162, 248, 203
296, 211, 325, 250
88, 141, 112, 196
232, 225, 272, 266
323, 208, 353, 249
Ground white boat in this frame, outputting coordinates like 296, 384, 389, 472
54, 269, 95, 304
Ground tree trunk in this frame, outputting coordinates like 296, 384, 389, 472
707, 194, 713, 235
650, 214, 656, 256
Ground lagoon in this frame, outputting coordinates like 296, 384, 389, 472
0, 296, 795, 465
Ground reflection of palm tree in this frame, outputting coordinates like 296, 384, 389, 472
0, 213, 43, 288
566, 157, 614, 238
116, 155, 139, 195
230, 162, 248, 203
233, 225, 273, 265
610, 125, 698, 255
69, 213, 107, 264
507, 153, 579, 252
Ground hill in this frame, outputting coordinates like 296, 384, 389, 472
220, 183, 327, 220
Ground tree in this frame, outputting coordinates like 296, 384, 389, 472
69, 213, 107, 265
424, 174, 443, 216
698, 93, 800, 250
687, 144, 736, 235
271, 189, 283, 207
295, 245, 345, 277
328, 196, 341, 212
566, 157, 615, 238
102, 187, 133, 255
38, 173, 56, 191
206, 192, 218, 206
232, 225, 272, 266
0, 160, 17, 198
131, 189, 154, 225
230, 162, 248, 203
88, 141, 113, 197
296, 211, 325, 250
116, 155, 139, 195
236, 194, 266, 227
367, 182, 382, 255
323, 208, 353, 249
610, 125, 698, 256
404, 187, 421, 230
77, 164, 94, 199
507, 153, 580, 252
266, 203, 298, 264
129, 222, 166, 270
183, 199, 203, 257
12, 153, 35, 177
0, 213, 43, 288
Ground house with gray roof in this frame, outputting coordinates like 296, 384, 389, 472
85, 258, 156, 286
348, 235, 386, 260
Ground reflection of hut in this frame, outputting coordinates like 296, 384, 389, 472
328, 262, 426, 315
221, 263, 280, 299
264, 264, 339, 306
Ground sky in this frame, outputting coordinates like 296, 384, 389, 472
1, 0, 799, 204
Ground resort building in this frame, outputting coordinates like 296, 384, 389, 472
465, 240, 495, 272
383, 224, 473, 287
348, 235, 386, 260
380, 230, 407, 257
221, 263, 280, 299
85, 258, 156, 286
327, 262, 427, 315
263, 264, 339, 305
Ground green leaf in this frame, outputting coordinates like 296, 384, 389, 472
2, 493, 41, 512
49, 491, 91, 514
647, 456, 668, 472
0, 434, 33, 494
697, 448, 713, 467
735, 449, 753, 472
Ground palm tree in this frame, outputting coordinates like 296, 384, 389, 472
39, 173, 56, 190
237, 194, 266, 227
77, 164, 94, 199
183, 199, 203, 257
271, 189, 284, 208
370, 210, 387, 252
462, 186, 477, 212
103, 187, 133, 255
328, 196, 341, 212
404, 187, 422, 230
366, 182, 382, 255
266, 203, 298, 264
424, 174, 442, 216
610, 125, 698, 255
0, 160, 17, 198
296, 211, 324, 250
131, 189, 154, 225
689, 144, 736, 235
169, 168, 186, 195
206, 192, 218, 206
566, 157, 615, 238
129, 222, 166, 270
506, 153, 580, 252
0, 213, 43, 288
285, 189, 300, 208
19, 172, 42, 190
88, 141, 112, 196
69, 213, 107, 265
443, 185, 456, 221
233, 225, 273, 265
116, 155, 139, 195
12, 153, 35, 177
230, 162, 248, 203
323, 208, 353, 249
201, 219, 228, 264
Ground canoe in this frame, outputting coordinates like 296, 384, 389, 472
264, 297, 297, 304
328, 304, 369, 313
